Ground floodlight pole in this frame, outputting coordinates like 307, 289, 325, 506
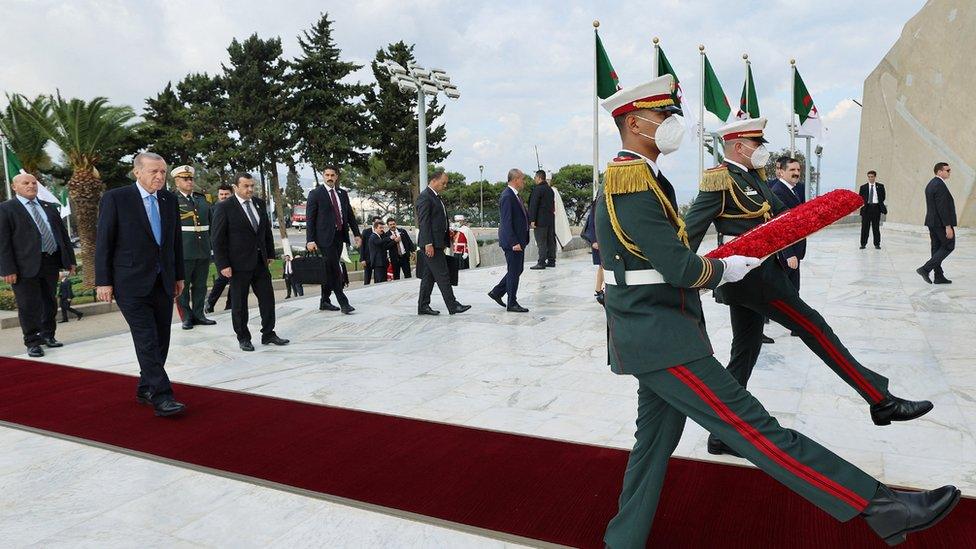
417, 88, 429, 193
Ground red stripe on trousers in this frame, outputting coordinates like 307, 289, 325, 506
671, 365, 868, 511
770, 299, 884, 403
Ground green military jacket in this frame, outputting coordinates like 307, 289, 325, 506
177, 191, 213, 260
683, 161, 789, 303
596, 152, 725, 375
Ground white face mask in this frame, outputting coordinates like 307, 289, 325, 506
741, 142, 770, 169
634, 114, 685, 155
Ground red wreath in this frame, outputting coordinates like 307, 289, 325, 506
705, 189, 863, 259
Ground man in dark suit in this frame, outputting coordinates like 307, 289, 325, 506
528, 169, 556, 269
95, 152, 185, 416
768, 156, 806, 291
367, 219, 394, 283
58, 271, 83, 323
211, 173, 289, 351
205, 184, 234, 313
386, 217, 415, 280
359, 216, 382, 285
488, 168, 531, 313
859, 170, 887, 249
0, 173, 77, 357
305, 165, 360, 314
417, 168, 470, 316
917, 162, 956, 284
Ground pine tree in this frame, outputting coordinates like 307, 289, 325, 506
141, 83, 194, 165
284, 163, 306, 208
363, 41, 450, 206
289, 13, 370, 171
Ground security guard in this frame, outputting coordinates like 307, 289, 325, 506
683, 118, 932, 458
597, 76, 957, 548
172, 165, 216, 330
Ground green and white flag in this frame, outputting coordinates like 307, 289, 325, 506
702, 54, 731, 122
793, 68, 823, 138
655, 45, 697, 140
736, 64, 760, 120
3, 141, 23, 182
596, 32, 620, 99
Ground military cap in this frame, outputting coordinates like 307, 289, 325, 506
716, 117, 769, 143
170, 165, 195, 178
601, 74, 681, 117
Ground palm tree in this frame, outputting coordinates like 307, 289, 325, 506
14, 93, 139, 287
0, 94, 53, 186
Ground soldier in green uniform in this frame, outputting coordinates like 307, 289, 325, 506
598, 76, 958, 548
172, 165, 216, 330
682, 118, 932, 458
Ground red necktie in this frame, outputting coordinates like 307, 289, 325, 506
329, 188, 342, 230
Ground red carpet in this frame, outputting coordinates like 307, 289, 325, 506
1, 357, 973, 548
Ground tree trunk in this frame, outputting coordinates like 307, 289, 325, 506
68, 169, 105, 288
267, 165, 289, 246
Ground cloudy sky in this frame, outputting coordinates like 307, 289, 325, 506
2, 0, 924, 203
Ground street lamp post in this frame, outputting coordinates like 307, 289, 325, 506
478, 164, 484, 227
379, 60, 460, 194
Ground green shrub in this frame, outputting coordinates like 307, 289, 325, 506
0, 290, 16, 311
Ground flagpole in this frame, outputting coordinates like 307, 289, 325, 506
789, 58, 796, 158
698, 44, 705, 180
592, 20, 600, 199
652, 37, 659, 77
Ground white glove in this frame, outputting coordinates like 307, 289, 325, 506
719, 255, 762, 285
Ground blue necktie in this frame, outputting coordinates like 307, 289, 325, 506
147, 195, 162, 245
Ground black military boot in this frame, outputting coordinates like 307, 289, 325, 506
870, 395, 933, 426
862, 484, 960, 546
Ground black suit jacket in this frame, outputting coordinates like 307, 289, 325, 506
388, 227, 416, 262
59, 278, 74, 300
95, 184, 184, 297
528, 182, 555, 227
416, 188, 451, 249
306, 185, 360, 247
212, 196, 277, 271
769, 179, 807, 261
359, 227, 374, 264
498, 187, 530, 250
0, 197, 76, 278
859, 183, 887, 215
367, 231, 394, 267
924, 177, 956, 228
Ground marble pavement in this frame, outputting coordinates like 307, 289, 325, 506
2, 224, 974, 547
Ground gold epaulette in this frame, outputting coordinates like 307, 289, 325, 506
699, 164, 732, 192
604, 159, 653, 195
604, 159, 689, 261
756, 167, 768, 181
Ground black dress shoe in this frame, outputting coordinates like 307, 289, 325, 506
153, 399, 186, 417
43, 337, 64, 348
136, 391, 153, 405
340, 305, 355, 315
193, 317, 216, 326
449, 303, 471, 315
319, 302, 340, 311
875, 245, 882, 249
204, 303, 215, 314
76, 311, 84, 320
262, 334, 290, 346
789, 331, 801, 337
761, 334, 775, 344
58, 319, 68, 324
546, 262, 556, 267
915, 267, 932, 284
529, 264, 546, 270
487, 292, 506, 308
418, 306, 440, 316
27, 345, 44, 357
707, 435, 742, 457
860, 245, 866, 249
862, 484, 961, 546
182, 319, 194, 330
507, 305, 529, 313
933, 277, 952, 284
239, 340, 255, 352
870, 395, 934, 426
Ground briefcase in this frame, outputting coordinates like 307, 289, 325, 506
291, 253, 327, 285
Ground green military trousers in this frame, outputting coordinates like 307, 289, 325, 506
178, 258, 211, 321
604, 355, 879, 549
718, 260, 890, 405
